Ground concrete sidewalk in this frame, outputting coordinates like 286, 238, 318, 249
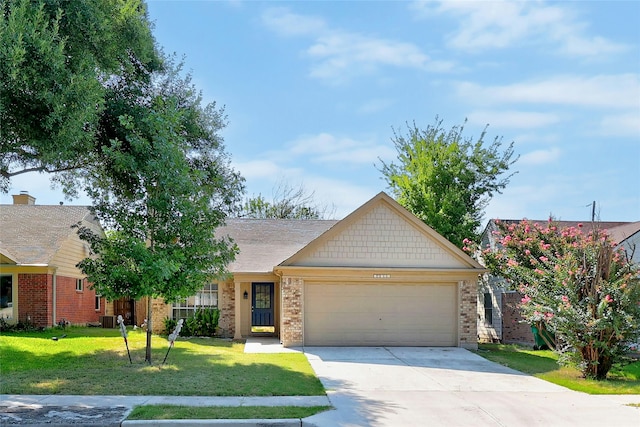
0, 395, 331, 426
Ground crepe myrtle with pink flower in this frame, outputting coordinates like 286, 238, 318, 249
464, 219, 640, 380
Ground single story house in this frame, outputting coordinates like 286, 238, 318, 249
477, 219, 640, 344
150, 192, 484, 349
0, 192, 105, 327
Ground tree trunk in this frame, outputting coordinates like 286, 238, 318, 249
581, 345, 613, 380
145, 296, 152, 364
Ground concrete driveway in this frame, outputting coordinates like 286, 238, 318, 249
302, 347, 640, 427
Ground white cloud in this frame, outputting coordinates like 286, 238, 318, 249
261, 7, 327, 37
598, 113, 640, 137
456, 74, 640, 109
289, 133, 395, 165
306, 32, 452, 81
520, 147, 561, 165
467, 110, 561, 129
411, 0, 627, 57
261, 7, 453, 82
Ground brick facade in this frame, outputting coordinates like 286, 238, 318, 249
280, 277, 303, 347
55, 276, 104, 325
17, 273, 52, 327
218, 281, 235, 337
17, 273, 103, 327
149, 297, 172, 333
501, 291, 534, 345
458, 280, 478, 350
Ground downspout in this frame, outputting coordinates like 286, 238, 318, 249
52, 267, 57, 327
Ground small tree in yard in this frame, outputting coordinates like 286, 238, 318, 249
466, 220, 640, 380
76, 61, 244, 364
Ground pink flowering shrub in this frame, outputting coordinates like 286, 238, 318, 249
464, 220, 640, 380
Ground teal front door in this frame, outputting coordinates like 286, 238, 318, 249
251, 282, 274, 332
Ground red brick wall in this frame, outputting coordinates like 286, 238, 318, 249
501, 292, 534, 345
55, 276, 104, 325
18, 273, 52, 327
17, 273, 105, 327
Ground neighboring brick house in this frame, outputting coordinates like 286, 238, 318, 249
152, 192, 485, 349
0, 192, 105, 327
477, 219, 640, 345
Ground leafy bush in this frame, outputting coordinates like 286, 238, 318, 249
163, 317, 178, 335
164, 308, 220, 337
0, 316, 43, 332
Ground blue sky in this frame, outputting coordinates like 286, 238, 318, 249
3, 0, 639, 225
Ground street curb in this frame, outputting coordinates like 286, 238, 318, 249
121, 419, 304, 426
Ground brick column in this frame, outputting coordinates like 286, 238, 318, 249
280, 277, 303, 347
458, 280, 478, 350
151, 297, 171, 333
234, 281, 242, 340
218, 280, 235, 338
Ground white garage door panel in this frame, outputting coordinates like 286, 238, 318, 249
304, 283, 457, 346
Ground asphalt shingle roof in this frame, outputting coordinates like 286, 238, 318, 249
217, 218, 339, 273
0, 205, 93, 265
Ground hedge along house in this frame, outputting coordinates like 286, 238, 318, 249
0, 192, 106, 327
152, 192, 485, 349
477, 219, 640, 345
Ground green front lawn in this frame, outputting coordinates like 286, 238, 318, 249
127, 405, 331, 420
476, 343, 640, 394
0, 327, 324, 396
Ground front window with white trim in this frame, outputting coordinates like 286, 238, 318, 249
172, 283, 218, 320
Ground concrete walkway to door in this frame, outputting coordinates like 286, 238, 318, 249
302, 346, 640, 427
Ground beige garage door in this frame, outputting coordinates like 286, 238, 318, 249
304, 283, 457, 346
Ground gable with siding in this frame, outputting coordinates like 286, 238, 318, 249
281, 192, 478, 269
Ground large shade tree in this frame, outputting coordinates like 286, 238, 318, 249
76, 61, 244, 363
466, 220, 640, 379
378, 118, 517, 247
0, 0, 160, 193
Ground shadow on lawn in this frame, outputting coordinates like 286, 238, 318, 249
1, 339, 324, 397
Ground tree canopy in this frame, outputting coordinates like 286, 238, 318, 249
466, 220, 640, 380
378, 118, 517, 247
76, 61, 244, 362
0, 0, 161, 193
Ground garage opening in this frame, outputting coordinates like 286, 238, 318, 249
304, 282, 457, 346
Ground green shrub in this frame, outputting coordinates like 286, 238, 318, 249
163, 317, 178, 335
166, 308, 220, 337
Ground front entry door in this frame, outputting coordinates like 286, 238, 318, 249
251, 282, 274, 333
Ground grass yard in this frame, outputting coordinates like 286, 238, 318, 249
0, 327, 324, 396
476, 343, 640, 394
127, 405, 331, 420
